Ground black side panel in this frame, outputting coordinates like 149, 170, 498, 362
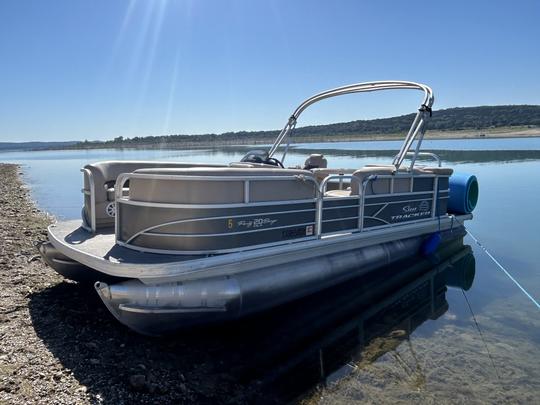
321, 219, 359, 234
119, 201, 317, 251
132, 223, 317, 251
438, 177, 449, 190
413, 177, 434, 192
364, 198, 434, 228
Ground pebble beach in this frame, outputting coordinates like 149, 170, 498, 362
0, 164, 254, 404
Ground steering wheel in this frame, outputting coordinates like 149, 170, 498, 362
265, 157, 284, 168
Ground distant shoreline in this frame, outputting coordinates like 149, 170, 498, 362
1, 126, 539, 153
3, 104, 540, 152
60, 127, 540, 151
420, 127, 540, 140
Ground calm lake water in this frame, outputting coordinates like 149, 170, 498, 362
1, 138, 540, 402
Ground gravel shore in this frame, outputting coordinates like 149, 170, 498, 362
0, 164, 260, 404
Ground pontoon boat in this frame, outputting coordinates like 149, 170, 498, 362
39, 81, 479, 335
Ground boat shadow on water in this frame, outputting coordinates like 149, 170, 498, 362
28, 237, 475, 404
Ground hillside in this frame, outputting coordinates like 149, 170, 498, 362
292, 105, 540, 137
78, 105, 539, 148
0, 141, 78, 151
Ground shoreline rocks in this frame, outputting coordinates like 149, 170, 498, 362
0, 164, 250, 404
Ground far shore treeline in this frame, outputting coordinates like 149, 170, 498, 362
76, 105, 540, 149
1, 105, 539, 152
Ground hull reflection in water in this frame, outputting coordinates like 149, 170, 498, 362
223, 237, 475, 403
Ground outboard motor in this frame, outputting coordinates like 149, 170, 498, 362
303, 154, 327, 170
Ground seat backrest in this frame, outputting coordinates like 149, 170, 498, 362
82, 161, 227, 230
418, 167, 453, 175
129, 167, 317, 204
351, 167, 396, 195
351, 166, 431, 195
310, 168, 356, 185
83, 161, 226, 202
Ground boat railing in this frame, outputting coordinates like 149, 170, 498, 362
267, 81, 434, 170
392, 152, 442, 168
112, 170, 448, 253
114, 172, 321, 203
114, 172, 321, 247
318, 172, 444, 237
317, 174, 362, 236
365, 173, 443, 229
80, 167, 96, 232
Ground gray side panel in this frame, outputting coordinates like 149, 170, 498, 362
131, 224, 315, 251
321, 219, 358, 234
320, 198, 361, 234
119, 201, 317, 251
322, 206, 359, 222
364, 178, 391, 195
413, 177, 434, 192
156, 211, 315, 235
118, 202, 316, 241
322, 198, 360, 208
437, 198, 449, 216
438, 177, 449, 190
365, 192, 433, 205
364, 198, 434, 228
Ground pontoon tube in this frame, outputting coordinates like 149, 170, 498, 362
95, 227, 466, 335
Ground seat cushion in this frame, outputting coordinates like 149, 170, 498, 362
324, 189, 352, 197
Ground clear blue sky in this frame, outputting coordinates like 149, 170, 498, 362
1, 0, 539, 142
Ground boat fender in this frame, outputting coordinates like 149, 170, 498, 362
421, 232, 442, 256
448, 173, 479, 214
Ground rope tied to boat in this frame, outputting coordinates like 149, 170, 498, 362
450, 215, 540, 310
461, 288, 501, 380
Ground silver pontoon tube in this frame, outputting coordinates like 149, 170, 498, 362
267, 81, 434, 170
95, 227, 464, 335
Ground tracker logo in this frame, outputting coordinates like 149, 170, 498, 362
392, 200, 432, 221
419, 200, 430, 211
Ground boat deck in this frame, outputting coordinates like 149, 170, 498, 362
49, 214, 472, 284
52, 220, 201, 265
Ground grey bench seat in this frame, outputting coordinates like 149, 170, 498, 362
129, 167, 317, 204
322, 166, 453, 198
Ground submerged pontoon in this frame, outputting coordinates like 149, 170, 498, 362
40, 81, 479, 335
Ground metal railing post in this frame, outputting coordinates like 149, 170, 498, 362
81, 168, 96, 233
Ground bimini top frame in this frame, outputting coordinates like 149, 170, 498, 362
267, 81, 435, 171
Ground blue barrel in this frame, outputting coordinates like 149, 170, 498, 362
448, 173, 479, 214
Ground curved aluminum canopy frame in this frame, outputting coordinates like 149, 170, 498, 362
267, 81, 434, 170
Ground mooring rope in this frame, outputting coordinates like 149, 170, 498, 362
448, 214, 540, 310
465, 229, 540, 310
461, 288, 501, 380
